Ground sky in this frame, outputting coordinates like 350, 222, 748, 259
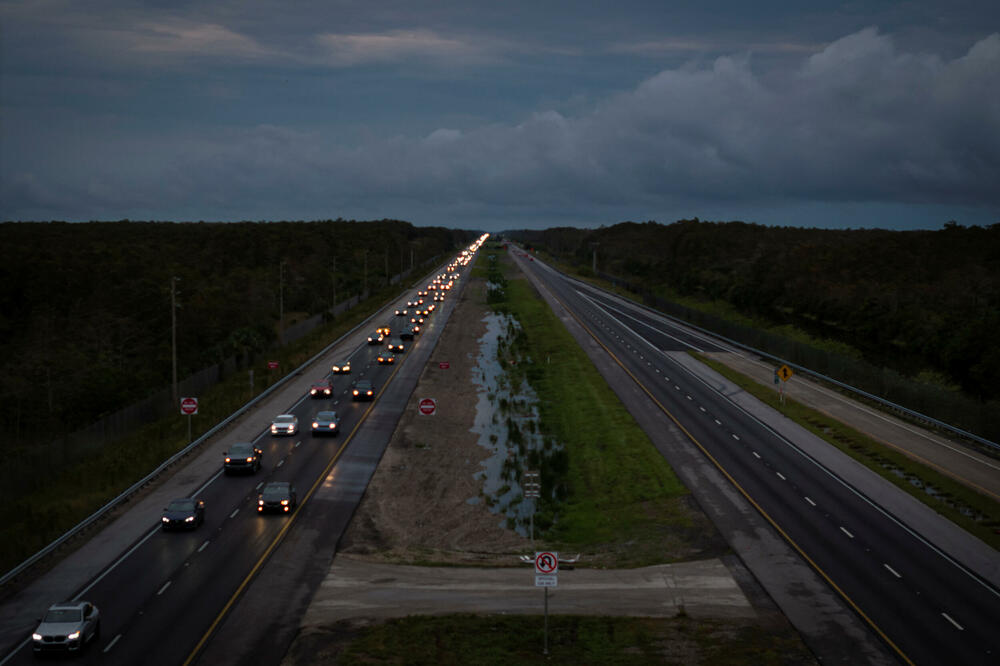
1, 1, 998, 232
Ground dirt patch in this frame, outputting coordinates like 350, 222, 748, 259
338, 276, 528, 565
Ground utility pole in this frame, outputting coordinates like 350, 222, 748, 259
332, 255, 337, 313
363, 251, 368, 295
590, 242, 600, 275
279, 261, 286, 342
410, 246, 414, 272
384, 250, 389, 283
171, 276, 180, 406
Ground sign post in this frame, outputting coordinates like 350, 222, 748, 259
180, 397, 198, 442
776, 365, 794, 405
534, 551, 558, 655
524, 471, 540, 545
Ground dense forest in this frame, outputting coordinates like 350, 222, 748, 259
0, 219, 474, 444
508, 220, 1000, 406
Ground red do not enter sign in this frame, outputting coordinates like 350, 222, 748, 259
418, 398, 436, 416
180, 397, 199, 416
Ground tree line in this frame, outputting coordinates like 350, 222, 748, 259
508, 219, 1000, 405
0, 219, 474, 445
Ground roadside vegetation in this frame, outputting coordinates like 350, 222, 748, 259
693, 353, 1000, 551
324, 614, 814, 665
478, 243, 724, 567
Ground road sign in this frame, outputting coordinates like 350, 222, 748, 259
418, 398, 437, 416
267, 360, 279, 370
180, 397, 199, 416
438, 362, 450, 369
777, 365, 794, 382
535, 551, 558, 575
535, 575, 558, 587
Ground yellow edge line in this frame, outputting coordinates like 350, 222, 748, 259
183, 362, 404, 665
531, 264, 915, 666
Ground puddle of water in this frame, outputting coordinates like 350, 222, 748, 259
468, 311, 555, 536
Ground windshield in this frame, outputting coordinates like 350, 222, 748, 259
230, 443, 253, 456
43, 609, 81, 623
317, 412, 337, 421
167, 499, 195, 512
262, 485, 290, 500
275, 415, 294, 423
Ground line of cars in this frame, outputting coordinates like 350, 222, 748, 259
31, 245, 490, 656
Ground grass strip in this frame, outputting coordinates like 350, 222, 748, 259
331, 614, 814, 665
692, 352, 1000, 551
488, 247, 724, 566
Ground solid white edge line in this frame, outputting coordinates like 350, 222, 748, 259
941, 612, 964, 630
103, 634, 122, 653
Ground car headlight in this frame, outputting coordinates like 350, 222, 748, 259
271, 426, 278, 432
310, 389, 316, 394
225, 457, 232, 463
258, 499, 264, 505
367, 390, 373, 395
312, 422, 319, 428
67, 631, 80, 641
329, 423, 337, 428
185, 515, 195, 522
32, 633, 42, 641
246, 457, 254, 463
281, 499, 289, 505
162, 516, 170, 522
353, 389, 359, 395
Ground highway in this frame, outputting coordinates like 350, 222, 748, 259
513, 250, 999, 665
0, 245, 483, 665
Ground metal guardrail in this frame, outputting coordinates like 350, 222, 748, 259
551, 260, 1000, 454
0, 278, 422, 588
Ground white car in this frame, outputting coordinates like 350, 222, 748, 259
271, 413, 298, 435
32, 601, 101, 654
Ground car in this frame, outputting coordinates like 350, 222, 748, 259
32, 601, 101, 654
407, 300, 419, 307
377, 351, 396, 365
224, 442, 263, 474
409, 315, 425, 325
367, 332, 384, 345
331, 360, 351, 374
352, 379, 375, 401
387, 339, 406, 353
417, 290, 427, 297
400, 326, 418, 340
271, 413, 298, 435
257, 481, 297, 513
377, 325, 392, 336
311, 410, 341, 435
161, 498, 206, 530
309, 379, 333, 398
394, 308, 408, 316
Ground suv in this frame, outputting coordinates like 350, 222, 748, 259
224, 442, 263, 474
257, 481, 298, 513
32, 601, 101, 654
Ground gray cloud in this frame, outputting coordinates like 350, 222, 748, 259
3, 27, 998, 227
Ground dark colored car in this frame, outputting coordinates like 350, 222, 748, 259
32, 602, 101, 654
161, 498, 205, 530
394, 308, 408, 316
309, 379, 333, 398
367, 332, 384, 345
377, 352, 396, 365
400, 326, 418, 340
257, 481, 297, 513
224, 442, 263, 474
352, 379, 375, 401
311, 410, 341, 435
331, 360, 351, 374
387, 338, 406, 353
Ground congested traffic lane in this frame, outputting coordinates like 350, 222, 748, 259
0, 241, 486, 666
514, 252, 1000, 665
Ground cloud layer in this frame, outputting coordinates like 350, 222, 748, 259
2, 25, 998, 227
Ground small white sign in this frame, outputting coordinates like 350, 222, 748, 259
535, 575, 558, 587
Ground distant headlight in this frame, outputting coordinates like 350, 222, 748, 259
161, 517, 170, 523
352, 389, 359, 395
271, 426, 278, 433
329, 423, 337, 429
310, 389, 317, 394
246, 457, 254, 463
366, 390, 373, 396
32, 633, 42, 641
67, 631, 80, 641
281, 499, 289, 505
312, 422, 319, 428
224, 457, 232, 463
258, 499, 264, 505
184, 515, 195, 522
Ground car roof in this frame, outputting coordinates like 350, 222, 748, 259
263, 481, 291, 489
316, 410, 338, 418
